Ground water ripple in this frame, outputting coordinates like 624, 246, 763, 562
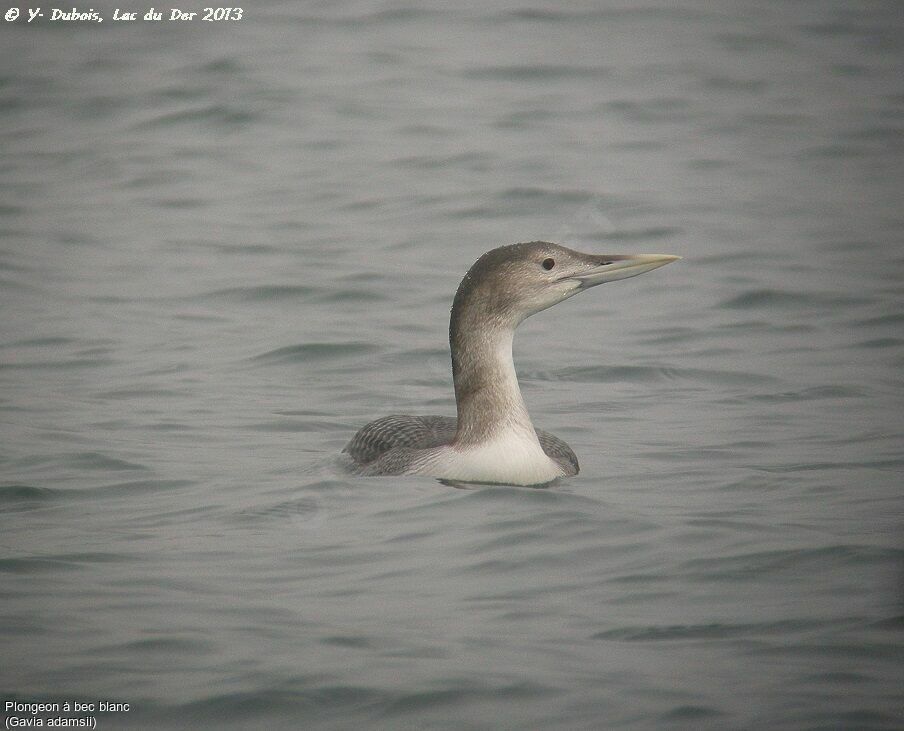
594, 618, 818, 641
0, 483, 59, 511
533, 364, 778, 386
721, 288, 871, 310
251, 342, 379, 364
677, 545, 903, 582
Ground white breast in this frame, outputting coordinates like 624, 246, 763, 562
408, 429, 565, 486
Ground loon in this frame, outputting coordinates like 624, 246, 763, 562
344, 241, 679, 486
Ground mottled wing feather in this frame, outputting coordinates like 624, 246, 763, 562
343, 415, 456, 465
344, 414, 579, 476
536, 429, 579, 476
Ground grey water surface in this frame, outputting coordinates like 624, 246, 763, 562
2, 1, 903, 729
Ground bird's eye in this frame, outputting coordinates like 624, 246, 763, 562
542, 258, 555, 270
